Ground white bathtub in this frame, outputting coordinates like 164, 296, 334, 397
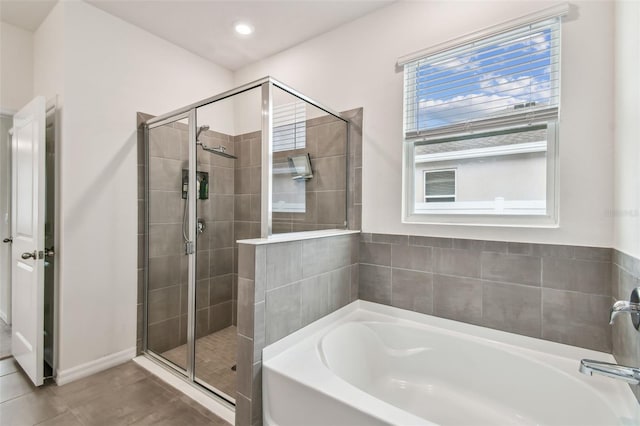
263, 301, 640, 426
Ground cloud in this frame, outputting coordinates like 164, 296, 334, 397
418, 92, 528, 126
480, 75, 551, 100
414, 28, 555, 129
417, 81, 553, 128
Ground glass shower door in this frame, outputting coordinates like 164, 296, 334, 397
145, 113, 192, 372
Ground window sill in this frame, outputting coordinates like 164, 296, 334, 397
403, 212, 559, 228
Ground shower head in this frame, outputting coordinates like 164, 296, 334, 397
196, 125, 210, 141
197, 141, 238, 159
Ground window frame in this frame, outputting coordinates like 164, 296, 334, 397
423, 168, 457, 203
401, 12, 563, 227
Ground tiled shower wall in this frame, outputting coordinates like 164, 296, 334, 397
233, 109, 363, 426
233, 111, 357, 236
136, 113, 148, 354
612, 251, 640, 402
231, 109, 362, 326
233, 130, 263, 327
137, 114, 235, 354
236, 233, 360, 426
359, 233, 613, 353
272, 115, 349, 232
138, 108, 363, 356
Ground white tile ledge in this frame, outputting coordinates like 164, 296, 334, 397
237, 229, 359, 245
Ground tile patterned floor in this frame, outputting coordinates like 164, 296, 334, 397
0, 358, 230, 426
0, 319, 11, 360
162, 326, 237, 400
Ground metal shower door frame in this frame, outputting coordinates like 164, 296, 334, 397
143, 111, 195, 381
143, 76, 351, 407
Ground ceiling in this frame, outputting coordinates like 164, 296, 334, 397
1, 0, 394, 70
0, 0, 57, 32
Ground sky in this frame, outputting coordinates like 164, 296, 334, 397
413, 20, 559, 131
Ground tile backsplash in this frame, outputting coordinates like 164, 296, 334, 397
359, 233, 613, 353
236, 233, 359, 426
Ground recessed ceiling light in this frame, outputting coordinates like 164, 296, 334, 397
234, 22, 254, 36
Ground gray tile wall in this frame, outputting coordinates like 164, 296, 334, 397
612, 250, 640, 403
233, 130, 263, 328
271, 110, 363, 233
136, 113, 150, 354
359, 233, 613, 352
138, 106, 363, 425
236, 233, 359, 426
137, 114, 236, 355
344, 108, 363, 231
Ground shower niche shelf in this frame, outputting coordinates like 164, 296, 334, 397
182, 169, 209, 200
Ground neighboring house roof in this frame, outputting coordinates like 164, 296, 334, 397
415, 128, 547, 155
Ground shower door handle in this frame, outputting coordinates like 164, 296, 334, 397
2, 238, 12, 243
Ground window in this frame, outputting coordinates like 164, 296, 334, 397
424, 169, 456, 203
400, 8, 565, 225
272, 101, 307, 213
273, 101, 306, 152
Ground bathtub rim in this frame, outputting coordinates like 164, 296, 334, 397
264, 300, 616, 363
263, 300, 640, 426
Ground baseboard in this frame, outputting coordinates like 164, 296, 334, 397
55, 346, 136, 386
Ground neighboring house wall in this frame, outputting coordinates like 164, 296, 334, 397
414, 152, 546, 203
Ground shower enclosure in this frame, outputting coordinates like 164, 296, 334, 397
142, 77, 350, 406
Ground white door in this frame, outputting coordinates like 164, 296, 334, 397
11, 96, 46, 386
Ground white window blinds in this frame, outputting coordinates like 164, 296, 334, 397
404, 17, 561, 138
273, 101, 306, 152
424, 170, 456, 201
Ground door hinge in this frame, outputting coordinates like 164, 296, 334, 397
185, 241, 195, 255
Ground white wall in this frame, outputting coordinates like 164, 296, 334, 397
33, 2, 65, 106
15, 0, 627, 379
235, 0, 614, 247
0, 22, 33, 112
34, 1, 234, 374
613, 0, 640, 259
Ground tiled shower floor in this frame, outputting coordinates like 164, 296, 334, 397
162, 325, 237, 400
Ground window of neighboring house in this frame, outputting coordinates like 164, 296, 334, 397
424, 169, 456, 203
400, 7, 566, 225
272, 101, 307, 213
